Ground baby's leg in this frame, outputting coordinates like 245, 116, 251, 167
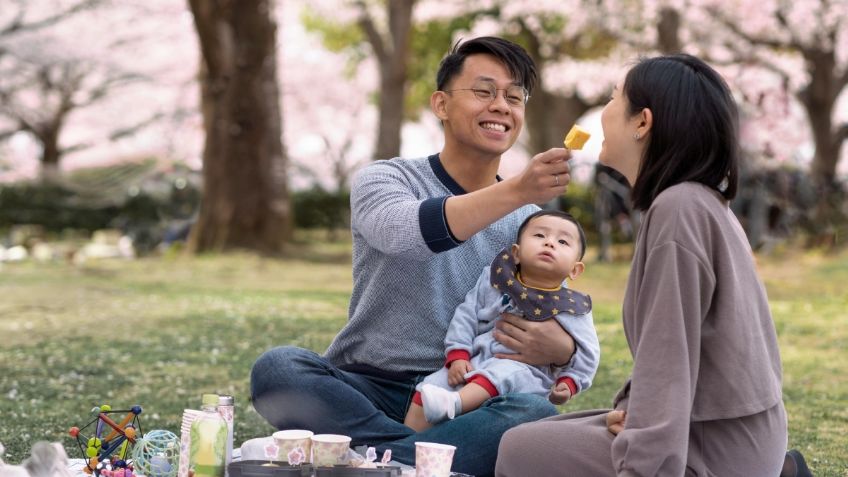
457, 381, 493, 413
403, 401, 430, 432
404, 368, 453, 431
405, 380, 495, 430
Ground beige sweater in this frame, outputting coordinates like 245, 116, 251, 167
611, 182, 784, 474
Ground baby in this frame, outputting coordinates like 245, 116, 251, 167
404, 210, 600, 430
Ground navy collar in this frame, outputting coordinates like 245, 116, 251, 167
428, 153, 502, 196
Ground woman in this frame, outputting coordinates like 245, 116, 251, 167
495, 54, 793, 476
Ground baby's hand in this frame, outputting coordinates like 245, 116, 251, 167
448, 360, 473, 387
548, 381, 573, 405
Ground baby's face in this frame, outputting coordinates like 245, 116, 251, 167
514, 215, 583, 284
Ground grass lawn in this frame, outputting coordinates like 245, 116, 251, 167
0, 239, 846, 475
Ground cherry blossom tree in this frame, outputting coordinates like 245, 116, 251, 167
591, 0, 847, 235
701, 0, 847, 230
0, 0, 196, 181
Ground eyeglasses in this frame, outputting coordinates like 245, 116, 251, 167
443, 82, 529, 107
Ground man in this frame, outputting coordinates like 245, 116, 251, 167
250, 37, 575, 476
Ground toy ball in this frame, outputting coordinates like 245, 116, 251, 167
131, 430, 179, 477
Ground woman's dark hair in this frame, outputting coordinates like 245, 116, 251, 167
516, 210, 587, 261
624, 54, 739, 210
436, 37, 538, 96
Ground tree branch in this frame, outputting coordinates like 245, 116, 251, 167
187, 0, 230, 77
838, 65, 848, 92
356, 2, 386, 62
773, 7, 806, 52
709, 7, 793, 51
837, 122, 848, 146
74, 72, 146, 108
0, 129, 17, 141
108, 112, 165, 141
0, 0, 105, 38
59, 141, 92, 156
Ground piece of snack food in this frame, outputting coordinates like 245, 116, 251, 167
563, 124, 591, 150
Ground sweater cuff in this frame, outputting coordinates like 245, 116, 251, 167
557, 376, 578, 396
419, 197, 462, 253
446, 349, 471, 367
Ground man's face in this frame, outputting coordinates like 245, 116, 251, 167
435, 54, 525, 158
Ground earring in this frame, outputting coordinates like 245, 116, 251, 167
633, 132, 641, 140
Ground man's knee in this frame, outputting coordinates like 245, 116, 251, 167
487, 393, 557, 425
251, 346, 320, 392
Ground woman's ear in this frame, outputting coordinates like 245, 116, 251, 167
635, 107, 653, 140
431, 91, 449, 121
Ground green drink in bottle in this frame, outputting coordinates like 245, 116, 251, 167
190, 393, 228, 477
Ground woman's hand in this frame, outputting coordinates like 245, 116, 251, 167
493, 313, 576, 366
447, 360, 473, 387
606, 410, 627, 435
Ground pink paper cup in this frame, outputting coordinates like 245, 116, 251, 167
415, 442, 456, 477
272, 429, 313, 463
310, 434, 352, 467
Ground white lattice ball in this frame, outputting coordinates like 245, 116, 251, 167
130, 430, 179, 477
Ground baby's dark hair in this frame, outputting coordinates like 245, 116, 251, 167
516, 210, 587, 260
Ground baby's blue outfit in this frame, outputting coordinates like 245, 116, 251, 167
420, 248, 601, 397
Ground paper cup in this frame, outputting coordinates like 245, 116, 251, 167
310, 434, 352, 467
272, 429, 313, 463
415, 442, 456, 477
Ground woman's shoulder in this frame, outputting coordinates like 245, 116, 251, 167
643, 182, 729, 246
650, 182, 724, 219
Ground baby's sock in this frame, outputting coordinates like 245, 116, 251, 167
420, 383, 462, 424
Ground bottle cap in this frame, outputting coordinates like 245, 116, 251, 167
218, 395, 234, 406
201, 393, 219, 407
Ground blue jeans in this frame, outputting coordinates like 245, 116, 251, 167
250, 346, 557, 477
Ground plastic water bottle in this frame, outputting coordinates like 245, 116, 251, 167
190, 393, 227, 477
217, 395, 234, 476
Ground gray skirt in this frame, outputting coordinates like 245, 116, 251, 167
495, 403, 787, 477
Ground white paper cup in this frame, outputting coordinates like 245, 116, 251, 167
415, 442, 456, 477
310, 434, 352, 467
272, 429, 313, 463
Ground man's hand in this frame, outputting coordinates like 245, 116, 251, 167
448, 359, 473, 387
513, 148, 572, 205
606, 410, 626, 435
493, 313, 576, 366
548, 382, 572, 405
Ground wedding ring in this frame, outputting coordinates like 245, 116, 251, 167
554, 174, 559, 186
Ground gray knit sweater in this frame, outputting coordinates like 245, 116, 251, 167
324, 154, 539, 377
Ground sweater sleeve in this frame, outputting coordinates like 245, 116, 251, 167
612, 242, 715, 476
553, 310, 600, 394
444, 268, 492, 358
350, 162, 461, 260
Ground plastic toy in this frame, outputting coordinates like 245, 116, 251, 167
69, 404, 143, 476
130, 430, 179, 477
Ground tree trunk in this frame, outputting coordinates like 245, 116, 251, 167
800, 51, 841, 187
797, 49, 846, 242
364, 0, 414, 160
526, 89, 592, 154
657, 7, 682, 54
187, 0, 292, 254
39, 127, 62, 183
